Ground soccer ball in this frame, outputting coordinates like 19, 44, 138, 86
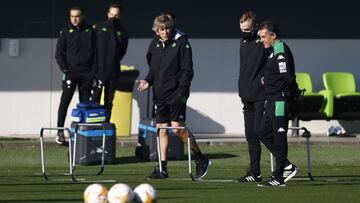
133, 183, 157, 203
83, 183, 108, 203
108, 183, 134, 203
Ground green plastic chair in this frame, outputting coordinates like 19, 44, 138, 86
291, 73, 327, 136
322, 72, 360, 119
294, 72, 327, 119
323, 72, 360, 97
296, 73, 321, 96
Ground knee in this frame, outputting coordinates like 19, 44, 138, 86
159, 129, 168, 138
171, 128, 182, 136
59, 98, 72, 107
246, 135, 260, 144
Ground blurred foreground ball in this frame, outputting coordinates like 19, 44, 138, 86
83, 183, 108, 203
133, 183, 157, 203
108, 183, 134, 203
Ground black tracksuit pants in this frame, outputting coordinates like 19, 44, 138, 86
243, 100, 264, 176
92, 77, 118, 121
57, 73, 93, 128
259, 99, 291, 180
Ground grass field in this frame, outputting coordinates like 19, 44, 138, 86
0, 141, 359, 203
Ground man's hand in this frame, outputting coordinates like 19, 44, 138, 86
136, 80, 150, 92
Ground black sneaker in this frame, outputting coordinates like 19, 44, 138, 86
145, 167, 168, 180
234, 172, 262, 182
55, 132, 67, 145
195, 158, 211, 179
257, 177, 285, 187
283, 164, 299, 182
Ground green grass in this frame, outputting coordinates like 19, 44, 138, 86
0, 143, 360, 202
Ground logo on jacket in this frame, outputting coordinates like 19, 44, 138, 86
278, 55, 285, 60
278, 62, 287, 73
156, 44, 160, 48
101, 27, 107, 32
269, 53, 274, 58
69, 29, 74, 33
277, 127, 286, 133
116, 31, 122, 36
186, 44, 190, 49
171, 42, 176, 47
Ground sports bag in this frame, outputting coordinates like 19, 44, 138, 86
71, 101, 107, 123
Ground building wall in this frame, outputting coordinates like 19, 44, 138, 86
1, 38, 359, 135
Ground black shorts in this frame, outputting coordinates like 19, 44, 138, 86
155, 101, 187, 123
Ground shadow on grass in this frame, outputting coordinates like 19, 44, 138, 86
0, 137, 32, 141
113, 156, 149, 164
206, 153, 238, 159
110, 152, 237, 165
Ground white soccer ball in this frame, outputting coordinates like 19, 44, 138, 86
108, 183, 134, 203
133, 183, 157, 203
83, 183, 108, 203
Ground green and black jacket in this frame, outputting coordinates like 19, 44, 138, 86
93, 20, 128, 80
55, 22, 95, 74
263, 40, 300, 100
145, 30, 193, 104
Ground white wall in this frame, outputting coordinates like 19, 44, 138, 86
0, 38, 359, 136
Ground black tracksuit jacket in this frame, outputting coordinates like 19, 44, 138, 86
145, 31, 194, 104
93, 20, 128, 80
238, 36, 267, 102
55, 22, 95, 74
263, 40, 300, 100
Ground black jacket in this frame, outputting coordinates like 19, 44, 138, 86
145, 31, 193, 103
238, 35, 267, 101
55, 22, 95, 74
93, 20, 128, 80
263, 40, 300, 100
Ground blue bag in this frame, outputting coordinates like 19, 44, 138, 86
71, 101, 107, 123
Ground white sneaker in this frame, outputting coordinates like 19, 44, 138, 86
283, 164, 299, 182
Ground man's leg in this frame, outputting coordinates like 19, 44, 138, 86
146, 103, 170, 179
104, 78, 117, 121
235, 100, 263, 182
169, 100, 211, 179
158, 122, 170, 172
91, 79, 103, 103
258, 100, 288, 186
258, 100, 298, 184
259, 100, 275, 153
56, 74, 76, 144
272, 100, 290, 181
78, 73, 93, 102
171, 121, 200, 154
171, 121, 211, 179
